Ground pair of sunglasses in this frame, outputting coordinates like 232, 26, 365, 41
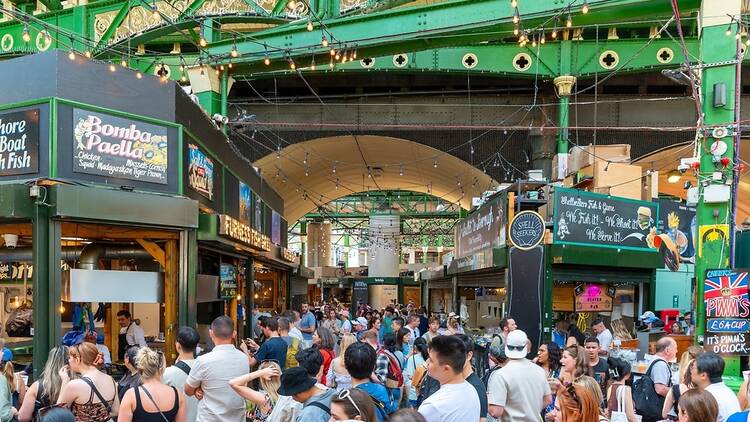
337, 389, 362, 418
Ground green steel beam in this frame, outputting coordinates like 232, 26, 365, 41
180, 0, 209, 19
305, 211, 459, 219
95, 1, 132, 49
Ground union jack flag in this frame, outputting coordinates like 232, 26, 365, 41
705, 272, 748, 300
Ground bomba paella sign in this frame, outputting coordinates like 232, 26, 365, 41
73, 109, 169, 184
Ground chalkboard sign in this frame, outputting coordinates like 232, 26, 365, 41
704, 332, 750, 355
456, 195, 505, 259
509, 211, 545, 250
73, 109, 169, 184
553, 187, 659, 251
351, 279, 369, 310
0, 109, 39, 176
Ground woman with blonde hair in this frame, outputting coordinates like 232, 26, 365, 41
230, 361, 300, 422
559, 346, 590, 384
117, 347, 186, 422
550, 383, 603, 422
610, 319, 632, 341
19, 346, 68, 422
57, 342, 119, 421
326, 334, 356, 391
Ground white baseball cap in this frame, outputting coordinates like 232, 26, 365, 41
504, 329, 529, 359
354, 317, 368, 327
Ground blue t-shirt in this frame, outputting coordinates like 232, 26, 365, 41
254, 337, 287, 368
727, 411, 749, 422
356, 382, 394, 421
299, 312, 316, 341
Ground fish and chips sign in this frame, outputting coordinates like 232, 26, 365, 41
218, 214, 271, 251
73, 109, 169, 184
704, 269, 750, 355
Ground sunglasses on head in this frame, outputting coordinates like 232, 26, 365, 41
337, 389, 362, 418
507, 345, 525, 351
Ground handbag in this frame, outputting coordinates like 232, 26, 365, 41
610, 385, 628, 422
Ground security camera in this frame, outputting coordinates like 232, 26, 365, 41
212, 114, 229, 125
677, 163, 689, 174
3, 234, 18, 249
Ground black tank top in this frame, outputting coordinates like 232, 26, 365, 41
133, 386, 179, 422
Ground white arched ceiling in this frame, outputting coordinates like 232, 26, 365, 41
255, 135, 499, 222
634, 141, 750, 225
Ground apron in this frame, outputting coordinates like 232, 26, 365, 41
118, 322, 134, 361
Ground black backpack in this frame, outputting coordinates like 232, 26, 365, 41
416, 373, 441, 407
633, 359, 671, 419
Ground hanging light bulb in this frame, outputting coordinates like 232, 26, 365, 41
231, 45, 239, 58
330, 47, 336, 56
136, 71, 143, 79
329, 58, 335, 68
84, 50, 92, 58
531, 35, 537, 47
44, 30, 52, 45
566, 12, 572, 28
352, 48, 357, 60
22, 25, 31, 43
219, 64, 225, 71
335, 50, 341, 60
540, 32, 546, 44
582, 0, 589, 14
332, 161, 337, 173
180, 74, 187, 82
152, 4, 159, 19
68, 50, 76, 60
228, 62, 233, 69
399, 165, 404, 176
433, 160, 438, 168
290, 59, 296, 70
215, 68, 220, 75
321, 35, 329, 47
264, 54, 270, 65
513, 26, 519, 36
552, 27, 558, 39
306, 17, 313, 31
109, 63, 116, 72
512, 8, 519, 24
510, 0, 517, 7
199, 37, 207, 47
122, 58, 128, 67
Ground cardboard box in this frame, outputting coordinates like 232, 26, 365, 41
591, 161, 643, 200
568, 144, 631, 175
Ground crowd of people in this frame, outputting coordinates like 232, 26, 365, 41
0, 303, 745, 422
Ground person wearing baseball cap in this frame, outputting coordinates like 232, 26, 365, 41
638, 311, 664, 332
488, 330, 552, 421
279, 366, 336, 422
352, 317, 368, 340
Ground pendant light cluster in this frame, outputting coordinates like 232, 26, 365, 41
512, 0, 589, 48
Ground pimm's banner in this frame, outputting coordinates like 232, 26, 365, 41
73, 109, 169, 184
704, 269, 750, 339
188, 144, 214, 200
456, 195, 505, 259
553, 187, 658, 251
0, 109, 39, 176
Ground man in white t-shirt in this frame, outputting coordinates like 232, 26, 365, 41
488, 330, 551, 422
163, 326, 201, 422
691, 352, 740, 422
418, 335, 480, 422
592, 318, 613, 353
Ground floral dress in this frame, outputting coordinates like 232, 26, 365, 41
246, 392, 274, 422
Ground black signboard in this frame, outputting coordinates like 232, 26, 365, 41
704, 332, 750, 355
73, 109, 169, 184
456, 195, 506, 259
656, 199, 696, 262
509, 211, 545, 250
351, 279, 369, 311
0, 109, 39, 175
553, 187, 659, 252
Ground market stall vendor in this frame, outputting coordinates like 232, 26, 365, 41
116, 310, 146, 360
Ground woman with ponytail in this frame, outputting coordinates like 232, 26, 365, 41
117, 347, 186, 422
19, 346, 68, 422
57, 342, 119, 421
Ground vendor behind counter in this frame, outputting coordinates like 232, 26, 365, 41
116, 310, 146, 361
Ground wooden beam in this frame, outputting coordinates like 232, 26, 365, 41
164, 240, 178, 363
61, 222, 179, 240
135, 239, 166, 267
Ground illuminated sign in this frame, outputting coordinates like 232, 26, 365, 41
280, 248, 297, 262
218, 214, 271, 251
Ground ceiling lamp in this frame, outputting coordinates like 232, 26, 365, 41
667, 170, 681, 184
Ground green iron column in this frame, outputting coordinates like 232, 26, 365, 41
553, 38, 575, 179
694, 1, 741, 364
32, 203, 62, 379
220, 71, 229, 135
300, 221, 307, 267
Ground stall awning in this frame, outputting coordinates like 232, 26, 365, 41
552, 265, 653, 284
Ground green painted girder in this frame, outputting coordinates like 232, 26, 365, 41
131, 36, 713, 82
304, 211, 459, 219
204, 0, 701, 71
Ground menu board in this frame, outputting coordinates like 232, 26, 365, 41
553, 187, 658, 251
0, 109, 39, 176
187, 144, 214, 200
703, 269, 750, 354
456, 195, 505, 259
73, 109, 169, 184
